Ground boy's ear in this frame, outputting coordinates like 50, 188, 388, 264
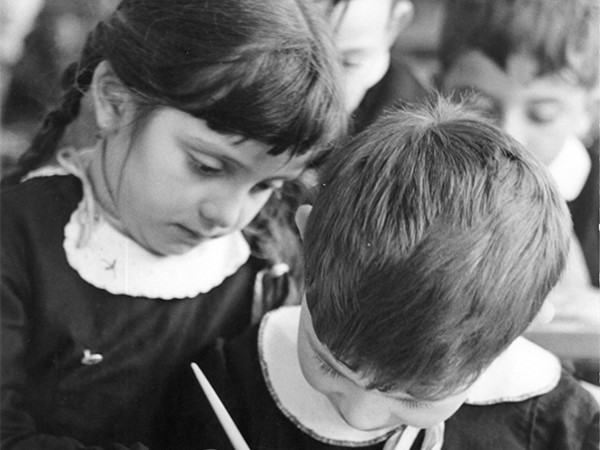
528, 301, 556, 330
295, 205, 313, 241
387, 0, 414, 46
91, 60, 132, 134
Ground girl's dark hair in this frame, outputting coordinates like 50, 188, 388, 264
5, 0, 348, 277
5, 0, 346, 182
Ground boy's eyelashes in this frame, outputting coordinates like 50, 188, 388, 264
314, 355, 432, 409
316, 355, 342, 379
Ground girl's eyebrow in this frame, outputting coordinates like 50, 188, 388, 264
182, 135, 240, 162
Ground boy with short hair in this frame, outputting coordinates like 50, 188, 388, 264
320, 0, 428, 132
160, 98, 599, 449
436, 0, 599, 287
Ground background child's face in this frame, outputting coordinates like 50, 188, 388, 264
331, 0, 411, 112
99, 107, 308, 256
440, 50, 594, 165
296, 301, 471, 430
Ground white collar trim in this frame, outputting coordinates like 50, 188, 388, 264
466, 336, 561, 404
26, 150, 252, 300
63, 202, 250, 299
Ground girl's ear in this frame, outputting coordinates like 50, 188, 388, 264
295, 205, 313, 241
386, 0, 414, 47
91, 60, 132, 133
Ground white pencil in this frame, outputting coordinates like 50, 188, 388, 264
190, 362, 251, 450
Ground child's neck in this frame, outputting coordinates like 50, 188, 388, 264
86, 140, 129, 237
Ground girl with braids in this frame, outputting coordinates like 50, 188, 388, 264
0, 0, 347, 448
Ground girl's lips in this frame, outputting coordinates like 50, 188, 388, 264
176, 224, 224, 242
175, 224, 204, 242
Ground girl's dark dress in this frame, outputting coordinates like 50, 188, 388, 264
1, 174, 285, 449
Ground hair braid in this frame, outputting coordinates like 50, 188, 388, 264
2, 28, 104, 186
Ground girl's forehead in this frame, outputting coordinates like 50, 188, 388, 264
145, 107, 313, 170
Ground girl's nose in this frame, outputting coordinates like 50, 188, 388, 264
332, 391, 385, 431
199, 195, 246, 231
198, 188, 267, 233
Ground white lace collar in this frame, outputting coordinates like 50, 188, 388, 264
466, 336, 561, 404
63, 208, 250, 299
258, 306, 562, 449
26, 150, 251, 299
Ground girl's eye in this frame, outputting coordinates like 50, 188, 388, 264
316, 358, 341, 379
253, 179, 285, 193
187, 154, 223, 176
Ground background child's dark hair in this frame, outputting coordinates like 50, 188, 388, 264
438, 0, 599, 89
4, 0, 348, 280
304, 96, 571, 399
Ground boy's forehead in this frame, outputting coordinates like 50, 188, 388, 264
441, 50, 588, 96
299, 301, 475, 402
443, 51, 537, 87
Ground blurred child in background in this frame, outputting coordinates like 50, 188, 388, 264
437, 0, 599, 289
319, 0, 429, 133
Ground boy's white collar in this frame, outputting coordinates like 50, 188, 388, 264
259, 306, 561, 449
548, 135, 591, 202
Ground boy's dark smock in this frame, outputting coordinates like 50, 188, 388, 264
162, 307, 599, 450
1, 175, 266, 449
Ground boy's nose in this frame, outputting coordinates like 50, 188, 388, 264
331, 392, 386, 431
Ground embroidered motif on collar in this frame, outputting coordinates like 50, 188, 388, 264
258, 306, 401, 447
44, 147, 251, 299
63, 203, 250, 299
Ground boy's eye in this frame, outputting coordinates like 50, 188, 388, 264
398, 398, 429, 410
527, 103, 562, 124
342, 59, 362, 69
